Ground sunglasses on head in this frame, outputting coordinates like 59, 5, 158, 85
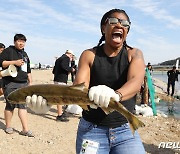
107, 17, 131, 28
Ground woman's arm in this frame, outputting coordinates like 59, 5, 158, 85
73, 49, 95, 88
116, 48, 145, 101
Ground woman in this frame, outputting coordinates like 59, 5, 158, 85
74, 9, 146, 154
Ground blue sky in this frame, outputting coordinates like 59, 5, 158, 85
0, 0, 180, 65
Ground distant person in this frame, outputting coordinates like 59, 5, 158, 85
38, 62, 41, 69
147, 62, 153, 75
0, 34, 34, 137
167, 66, 180, 96
71, 55, 77, 82
0, 43, 6, 96
52, 49, 75, 122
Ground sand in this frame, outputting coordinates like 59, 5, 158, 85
0, 69, 179, 154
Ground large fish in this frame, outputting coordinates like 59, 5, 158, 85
7, 83, 145, 134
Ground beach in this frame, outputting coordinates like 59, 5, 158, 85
0, 69, 179, 154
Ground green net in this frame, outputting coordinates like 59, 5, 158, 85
145, 68, 157, 116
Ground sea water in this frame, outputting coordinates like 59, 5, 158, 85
156, 101, 180, 120
152, 71, 180, 119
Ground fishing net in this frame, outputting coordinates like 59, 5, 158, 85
145, 68, 157, 115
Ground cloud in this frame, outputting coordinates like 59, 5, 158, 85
1, 0, 179, 65
132, 0, 180, 28
25, 34, 94, 64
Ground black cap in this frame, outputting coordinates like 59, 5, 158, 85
0, 43, 5, 48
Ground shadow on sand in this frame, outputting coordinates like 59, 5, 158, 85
0, 117, 6, 130
27, 106, 81, 121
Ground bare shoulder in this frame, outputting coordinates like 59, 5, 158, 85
81, 48, 96, 56
74, 48, 96, 86
127, 47, 144, 62
79, 48, 96, 66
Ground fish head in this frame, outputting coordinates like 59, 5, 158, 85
7, 86, 34, 104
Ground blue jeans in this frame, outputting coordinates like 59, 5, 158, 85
76, 118, 145, 154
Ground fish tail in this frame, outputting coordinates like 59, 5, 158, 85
128, 116, 145, 135
109, 101, 145, 134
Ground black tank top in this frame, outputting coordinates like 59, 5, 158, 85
82, 44, 136, 128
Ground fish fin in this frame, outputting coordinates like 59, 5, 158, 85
69, 83, 85, 90
101, 107, 114, 114
127, 116, 145, 135
109, 100, 145, 134
69, 83, 89, 93
79, 105, 89, 111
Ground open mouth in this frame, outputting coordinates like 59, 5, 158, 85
112, 32, 123, 43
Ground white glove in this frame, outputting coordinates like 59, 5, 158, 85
26, 94, 52, 114
88, 85, 120, 108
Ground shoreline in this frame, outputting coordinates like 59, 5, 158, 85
153, 77, 180, 102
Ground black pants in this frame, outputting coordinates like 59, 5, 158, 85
167, 81, 175, 96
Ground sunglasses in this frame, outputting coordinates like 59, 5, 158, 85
107, 17, 131, 28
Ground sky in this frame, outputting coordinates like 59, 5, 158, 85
0, 0, 180, 66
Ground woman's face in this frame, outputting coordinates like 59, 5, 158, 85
102, 12, 129, 49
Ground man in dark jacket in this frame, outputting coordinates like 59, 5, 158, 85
0, 34, 33, 137
167, 66, 179, 96
53, 50, 75, 121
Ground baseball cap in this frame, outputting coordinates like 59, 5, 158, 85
66, 49, 74, 55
